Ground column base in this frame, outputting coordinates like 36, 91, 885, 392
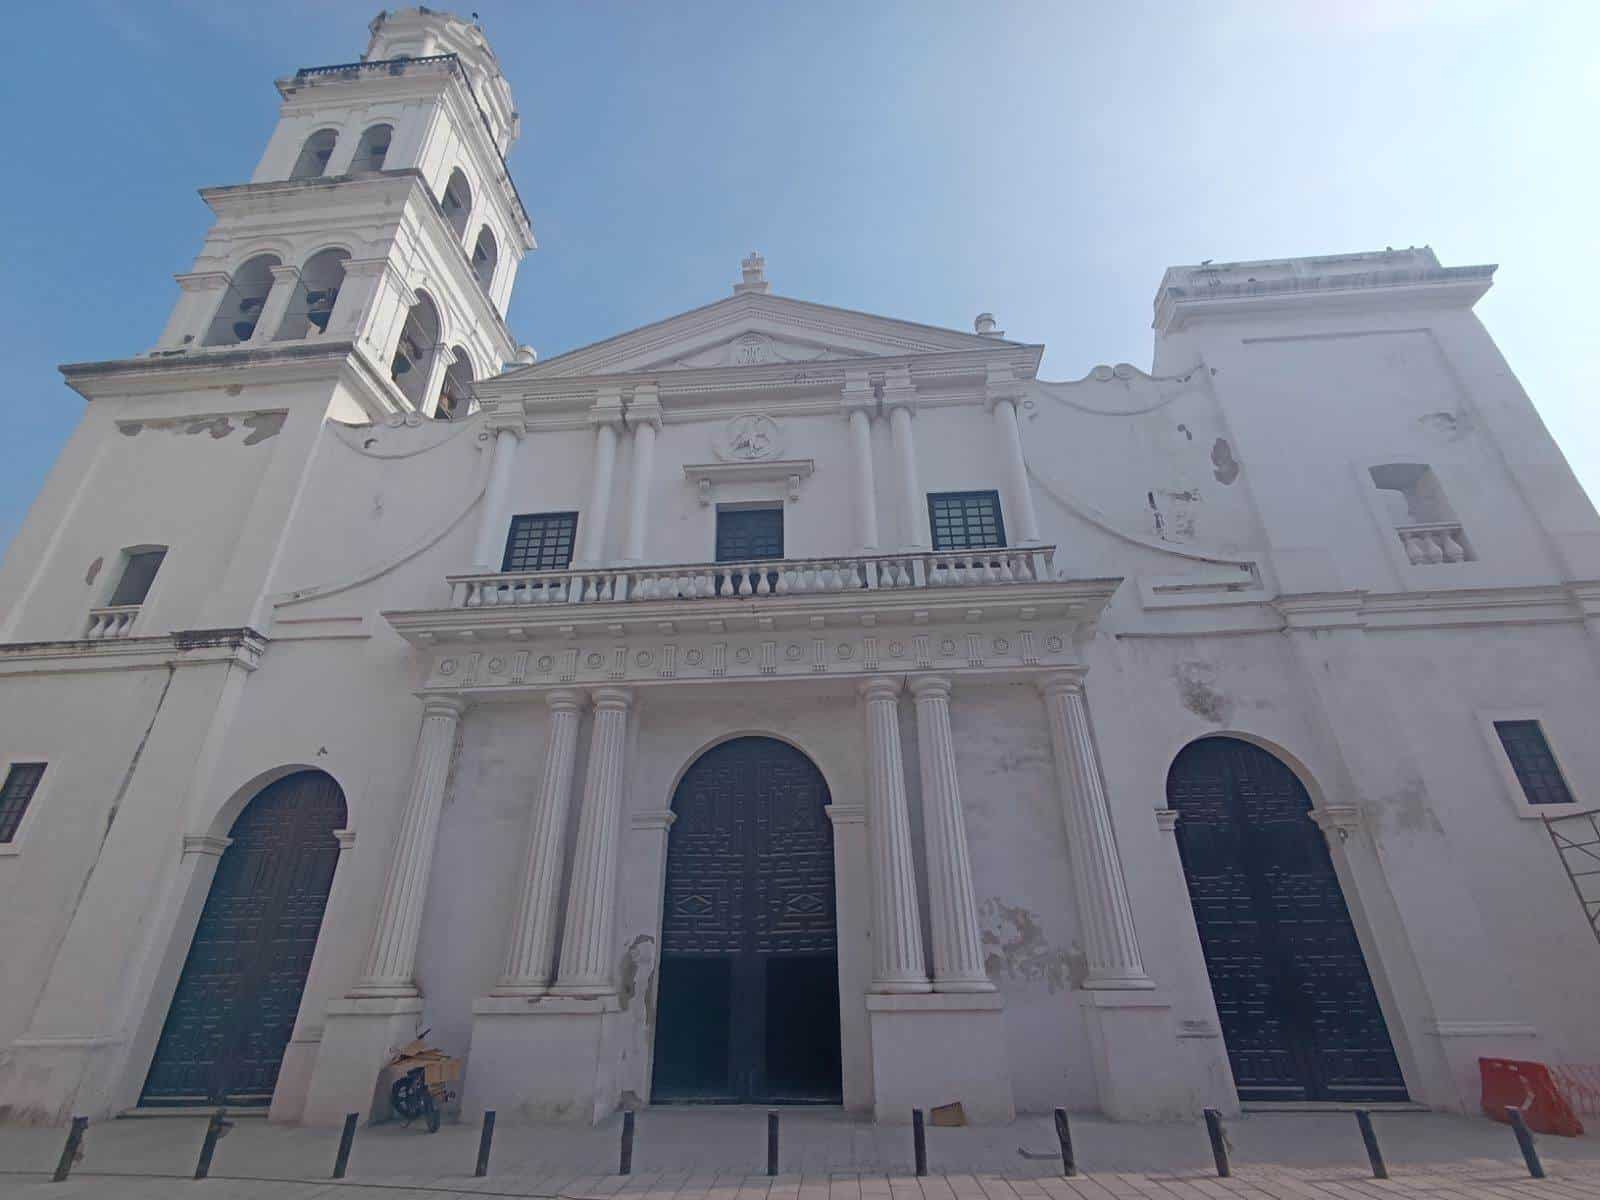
866, 992, 1013, 1124
1079, 989, 1203, 1121
302, 996, 423, 1126
462, 995, 622, 1123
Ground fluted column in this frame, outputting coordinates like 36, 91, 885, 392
883, 367, 929, 549
1038, 672, 1153, 989
553, 687, 633, 996
989, 391, 1042, 545
622, 386, 661, 562
493, 690, 586, 995
843, 375, 880, 552
860, 677, 930, 992
909, 676, 994, 992
351, 695, 467, 997
576, 389, 624, 565
471, 421, 523, 569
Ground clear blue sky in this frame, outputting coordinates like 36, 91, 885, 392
2, 1, 1596, 555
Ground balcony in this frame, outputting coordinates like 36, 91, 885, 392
85, 605, 140, 639
449, 546, 1059, 609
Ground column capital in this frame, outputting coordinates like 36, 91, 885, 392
174, 269, 233, 293
590, 685, 634, 711
546, 688, 586, 713
1036, 668, 1088, 698
841, 370, 877, 416
421, 694, 468, 720
627, 385, 663, 430
267, 264, 303, 285
589, 387, 626, 430
1154, 808, 1180, 833
882, 365, 918, 414
908, 673, 953, 701
1309, 804, 1362, 841
858, 675, 904, 702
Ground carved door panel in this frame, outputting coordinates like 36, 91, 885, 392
141, 771, 345, 1107
1168, 738, 1406, 1102
655, 737, 841, 1103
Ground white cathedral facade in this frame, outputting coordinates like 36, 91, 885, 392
2, 7, 1599, 1129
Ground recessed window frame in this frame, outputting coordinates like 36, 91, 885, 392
0, 759, 49, 854
1477, 709, 1585, 819
107, 545, 167, 609
928, 489, 1007, 552
501, 512, 579, 574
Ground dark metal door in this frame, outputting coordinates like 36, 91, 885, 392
141, 770, 346, 1107
1167, 737, 1406, 1102
653, 737, 842, 1103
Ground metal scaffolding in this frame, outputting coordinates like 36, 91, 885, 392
1546, 808, 1600, 948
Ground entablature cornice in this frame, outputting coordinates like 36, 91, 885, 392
0, 628, 266, 678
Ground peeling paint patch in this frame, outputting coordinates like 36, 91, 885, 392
1211, 438, 1239, 485
119, 423, 142, 437
242, 411, 286, 444
618, 933, 656, 1012
186, 416, 235, 439
979, 899, 1075, 993
84, 557, 103, 586
1175, 660, 1232, 724
1417, 411, 1469, 442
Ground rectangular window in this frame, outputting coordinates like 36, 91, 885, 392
109, 549, 166, 607
1493, 720, 1574, 807
0, 763, 45, 843
928, 490, 1006, 552
501, 512, 579, 573
715, 506, 784, 563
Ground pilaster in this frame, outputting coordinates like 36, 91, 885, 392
883, 366, 929, 549
622, 385, 662, 563
155, 270, 232, 351
471, 408, 525, 569
842, 371, 881, 552
986, 363, 1042, 544
576, 388, 625, 566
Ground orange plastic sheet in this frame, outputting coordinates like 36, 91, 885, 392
1480, 1056, 1585, 1137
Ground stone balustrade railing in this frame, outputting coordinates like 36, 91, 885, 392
1397, 522, 1472, 565
449, 546, 1058, 609
85, 605, 140, 639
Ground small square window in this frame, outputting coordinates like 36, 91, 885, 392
1493, 720, 1575, 808
928, 491, 1006, 552
109, 549, 166, 607
0, 763, 45, 843
502, 513, 578, 573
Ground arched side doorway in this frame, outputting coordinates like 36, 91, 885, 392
1166, 737, 1407, 1102
652, 737, 842, 1104
141, 770, 346, 1107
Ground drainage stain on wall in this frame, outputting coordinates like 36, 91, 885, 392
1175, 661, 1233, 725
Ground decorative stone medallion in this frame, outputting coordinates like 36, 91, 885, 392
487, 656, 506, 674
992, 638, 1009, 654
585, 652, 605, 668
635, 650, 653, 667
836, 643, 853, 660
685, 649, 704, 666
439, 659, 458, 676
1045, 634, 1065, 653
715, 413, 783, 462
888, 641, 906, 658
940, 638, 958, 655
785, 643, 803, 660
536, 655, 554, 673
735, 646, 753, 663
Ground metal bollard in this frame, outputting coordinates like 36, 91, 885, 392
475, 1110, 496, 1178
619, 1109, 636, 1176
1506, 1107, 1545, 1180
912, 1108, 928, 1177
1203, 1108, 1230, 1178
1053, 1107, 1077, 1178
194, 1109, 233, 1181
1354, 1110, 1388, 1180
52, 1116, 88, 1183
332, 1113, 358, 1180
767, 1110, 779, 1177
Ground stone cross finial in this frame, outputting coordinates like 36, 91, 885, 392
734, 251, 770, 295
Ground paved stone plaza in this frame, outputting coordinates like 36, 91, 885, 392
1, 1109, 1599, 1198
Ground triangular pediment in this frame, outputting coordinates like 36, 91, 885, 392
503, 292, 1030, 380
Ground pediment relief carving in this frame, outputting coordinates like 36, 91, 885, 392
656, 331, 861, 371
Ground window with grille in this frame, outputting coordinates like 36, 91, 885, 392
928, 490, 1006, 551
715, 507, 784, 563
109, 548, 166, 607
0, 763, 45, 843
1493, 720, 1574, 807
501, 513, 578, 573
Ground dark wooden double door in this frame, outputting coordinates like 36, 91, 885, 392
1167, 737, 1406, 1102
652, 737, 843, 1104
141, 770, 345, 1107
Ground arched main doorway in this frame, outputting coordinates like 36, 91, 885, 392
652, 737, 842, 1103
141, 770, 346, 1106
1166, 737, 1407, 1102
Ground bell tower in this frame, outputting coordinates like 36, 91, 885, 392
152, 6, 535, 419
